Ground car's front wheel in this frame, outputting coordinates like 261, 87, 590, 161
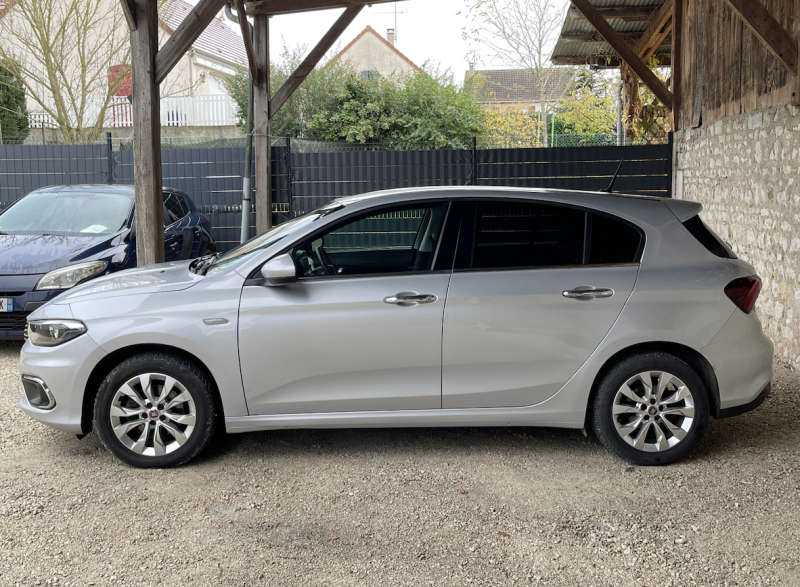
94, 352, 217, 468
591, 352, 710, 466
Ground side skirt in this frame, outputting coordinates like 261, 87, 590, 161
225, 406, 585, 434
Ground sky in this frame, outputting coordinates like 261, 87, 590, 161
191, 0, 573, 86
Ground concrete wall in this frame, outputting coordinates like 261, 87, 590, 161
339, 32, 417, 78
674, 104, 800, 369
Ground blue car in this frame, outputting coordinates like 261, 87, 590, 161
0, 184, 215, 339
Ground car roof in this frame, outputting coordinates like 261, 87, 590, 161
28, 184, 190, 199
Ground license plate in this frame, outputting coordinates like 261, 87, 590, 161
0, 298, 13, 312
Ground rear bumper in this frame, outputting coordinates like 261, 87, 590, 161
718, 382, 771, 418
700, 308, 774, 412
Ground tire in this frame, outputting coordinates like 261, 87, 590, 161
94, 352, 218, 468
591, 351, 709, 466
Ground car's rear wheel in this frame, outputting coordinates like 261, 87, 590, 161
94, 352, 217, 468
591, 352, 709, 466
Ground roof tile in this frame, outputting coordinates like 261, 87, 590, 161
163, 0, 248, 68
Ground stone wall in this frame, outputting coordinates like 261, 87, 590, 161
674, 104, 800, 369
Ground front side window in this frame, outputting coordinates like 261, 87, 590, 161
292, 202, 449, 278
163, 191, 188, 226
472, 201, 585, 270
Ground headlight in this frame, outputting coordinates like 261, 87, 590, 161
27, 320, 87, 347
35, 261, 107, 290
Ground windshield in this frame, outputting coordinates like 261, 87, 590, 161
0, 192, 132, 236
211, 202, 345, 270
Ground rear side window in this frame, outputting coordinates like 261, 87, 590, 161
682, 215, 737, 259
472, 201, 585, 269
589, 213, 642, 264
163, 191, 189, 226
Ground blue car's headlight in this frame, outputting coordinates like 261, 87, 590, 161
27, 319, 87, 347
35, 261, 108, 291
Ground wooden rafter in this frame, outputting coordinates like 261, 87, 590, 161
568, 5, 660, 23
552, 54, 673, 67
233, 0, 260, 86
155, 0, 229, 84
561, 32, 672, 45
634, 0, 673, 62
246, 0, 399, 17
570, 0, 673, 109
270, 5, 363, 118
724, 0, 798, 76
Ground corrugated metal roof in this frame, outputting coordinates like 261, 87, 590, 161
550, 0, 670, 65
163, 0, 248, 68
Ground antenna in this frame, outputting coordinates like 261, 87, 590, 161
602, 159, 624, 193
375, 1, 408, 42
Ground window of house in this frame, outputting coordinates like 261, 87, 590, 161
472, 201, 585, 270
292, 202, 449, 277
108, 65, 132, 96
588, 213, 642, 264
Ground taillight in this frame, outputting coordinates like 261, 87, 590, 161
204, 215, 211, 227
724, 276, 762, 314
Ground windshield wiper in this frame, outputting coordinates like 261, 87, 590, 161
189, 252, 219, 275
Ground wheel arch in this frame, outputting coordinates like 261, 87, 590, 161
585, 341, 721, 426
81, 343, 224, 435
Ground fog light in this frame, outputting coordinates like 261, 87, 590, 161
21, 375, 56, 410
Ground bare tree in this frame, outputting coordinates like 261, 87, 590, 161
0, 0, 188, 144
462, 0, 574, 146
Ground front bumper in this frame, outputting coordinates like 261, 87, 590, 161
18, 330, 107, 434
0, 273, 62, 339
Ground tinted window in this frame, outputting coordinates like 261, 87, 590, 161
683, 215, 737, 259
472, 202, 585, 269
293, 203, 449, 277
589, 213, 642, 264
163, 191, 188, 226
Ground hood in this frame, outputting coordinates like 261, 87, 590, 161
52, 260, 203, 304
0, 233, 117, 275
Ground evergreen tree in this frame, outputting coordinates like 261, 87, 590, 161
0, 58, 29, 144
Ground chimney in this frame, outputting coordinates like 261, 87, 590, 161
387, 28, 395, 45
468, 61, 476, 72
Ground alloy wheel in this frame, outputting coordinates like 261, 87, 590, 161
612, 371, 696, 453
109, 373, 197, 457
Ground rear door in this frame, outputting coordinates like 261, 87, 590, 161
442, 200, 642, 409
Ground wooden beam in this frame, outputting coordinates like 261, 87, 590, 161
155, 0, 229, 84
671, 0, 683, 129
724, 0, 798, 76
568, 5, 659, 23
253, 13, 271, 234
233, 0, 259, 86
561, 32, 672, 45
130, 0, 164, 265
570, 0, 673, 110
552, 54, 672, 67
634, 0, 673, 60
270, 5, 362, 118
794, 41, 800, 107
246, 0, 398, 17
120, 0, 137, 30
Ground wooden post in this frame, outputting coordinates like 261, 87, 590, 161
671, 0, 683, 129
253, 13, 271, 234
130, 0, 164, 265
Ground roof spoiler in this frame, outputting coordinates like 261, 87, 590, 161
663, 199, 703, 222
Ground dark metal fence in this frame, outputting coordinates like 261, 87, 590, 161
0, 136, 672, 253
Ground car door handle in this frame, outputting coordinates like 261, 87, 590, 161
384, 292, 438, 306
562, 288, 614, 299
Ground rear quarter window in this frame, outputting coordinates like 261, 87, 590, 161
682, 215, 737, 259
588, 213, 642, 264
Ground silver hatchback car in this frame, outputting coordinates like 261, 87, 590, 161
18, 188, 773, 468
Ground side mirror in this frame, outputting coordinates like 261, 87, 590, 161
259, 253, 296, 286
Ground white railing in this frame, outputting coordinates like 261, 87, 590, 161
28, 94, 239, 130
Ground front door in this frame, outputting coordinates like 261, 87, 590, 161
239, 200, 453, 415
442, 200, 642, 409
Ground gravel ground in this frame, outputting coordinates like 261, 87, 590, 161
0, 340, 798, 587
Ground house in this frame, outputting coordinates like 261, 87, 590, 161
550, 0, 800, 370
464, 67, 575, 113
336, 26, 420, 79
0, 0, 247, 130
